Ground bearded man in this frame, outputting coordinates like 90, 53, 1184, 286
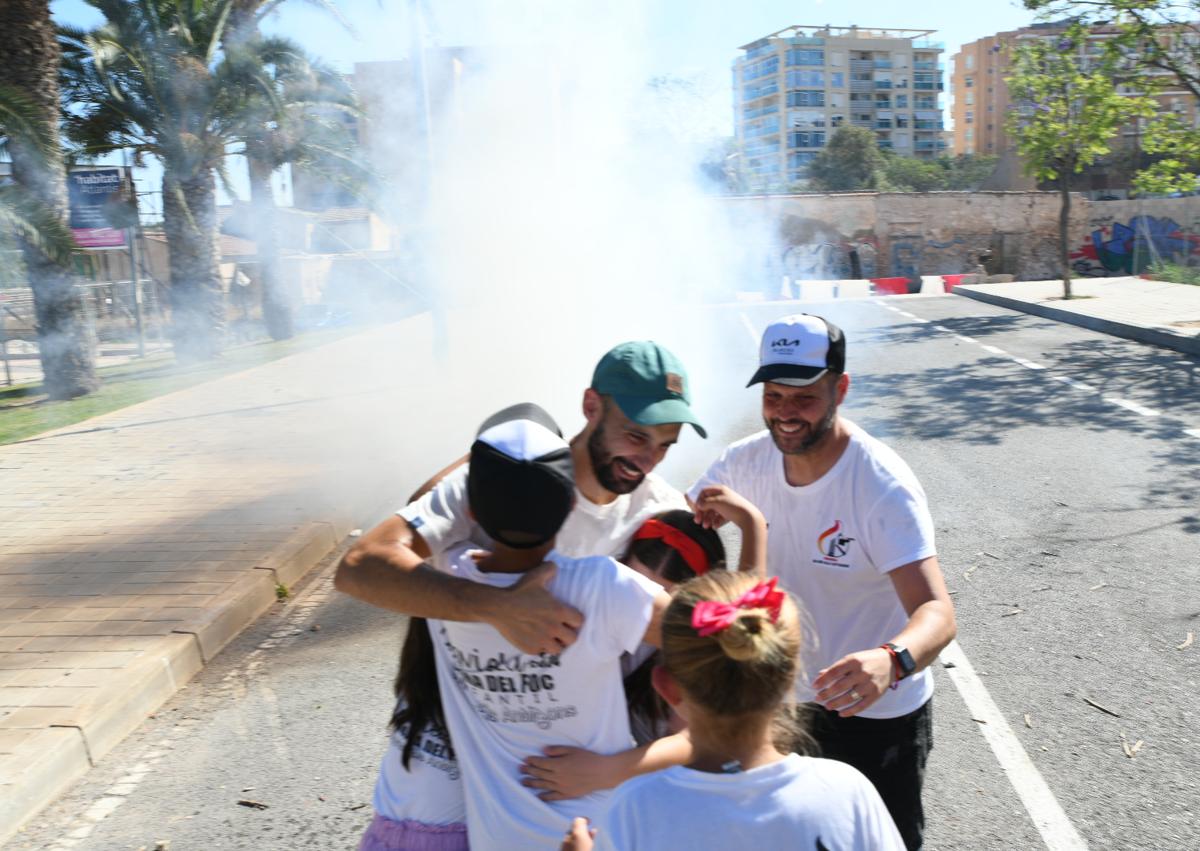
688, 313, 956, 851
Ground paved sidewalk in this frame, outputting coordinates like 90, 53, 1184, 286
0, 316, 443, 844
954, 276, 1200, 355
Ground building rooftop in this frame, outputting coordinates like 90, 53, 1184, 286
740, 25, 938, 50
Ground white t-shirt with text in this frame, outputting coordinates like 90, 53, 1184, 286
596, 753, 904, 851
429, 545, 662, 851
370, 704, 466, 826
688, 421, 936, 717
399, 463, 686, 560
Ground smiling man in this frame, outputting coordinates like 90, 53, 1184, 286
335, 341, 704, 655
687, 314, 956, 851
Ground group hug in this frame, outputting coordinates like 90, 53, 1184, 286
334, 313, 958, 851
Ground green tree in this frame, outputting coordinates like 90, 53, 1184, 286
807, 126, 886, 192
1006, 23, 1152, 297
882, 154, 946, 192
940, 154, 999, 190
60, 0, 243, 361
1023, 1, 1200, 191
0, 0, 98, 399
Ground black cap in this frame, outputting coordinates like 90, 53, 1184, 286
468, 403, 575, 549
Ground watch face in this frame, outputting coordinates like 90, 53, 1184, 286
890, 643, 916, 676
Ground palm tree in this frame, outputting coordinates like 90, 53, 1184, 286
60, 0, 243, 362
224, 39, 363, 340
0, 1, 98, 399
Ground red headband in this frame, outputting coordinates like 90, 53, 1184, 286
632, 519, 710, 576
692, 577, 786, 638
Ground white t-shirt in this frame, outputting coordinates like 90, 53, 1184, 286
688, 421, 936, 717
429, 545, 662, 851
399, 463, 687, 560
370, 703, 466, 826
596, 753, 904, 851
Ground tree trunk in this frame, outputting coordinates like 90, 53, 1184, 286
0, 0, 98, 399
248, 155, 293, 340
1059, 179, 1073, 300
162, 170, 224, 361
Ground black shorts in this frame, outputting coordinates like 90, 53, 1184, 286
802, 698, 934, 851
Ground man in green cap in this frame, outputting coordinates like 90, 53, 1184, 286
336, 341, 705, 654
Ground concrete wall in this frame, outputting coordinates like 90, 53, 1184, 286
723, 191, 1200, 281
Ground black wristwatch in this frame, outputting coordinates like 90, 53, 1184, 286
882, 642, 916, 681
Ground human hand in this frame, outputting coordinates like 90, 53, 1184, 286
522, 746, 623, 801
812, 648, 894, 717
692, 485, 759, 530
560, 817, 596, 851
488, 562, 583, 655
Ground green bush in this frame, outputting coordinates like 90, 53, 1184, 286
1147, 260, 1200, 286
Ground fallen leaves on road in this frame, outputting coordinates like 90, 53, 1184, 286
963, 564, 981, 581
1001, 608, 1023, 618
1177, 632, 1194, 651
1089, 582, 1108, 591
1082, 697, 1121, 718
348, 803, 369, 811
237, 799, 269, 810
972, 717, 988, 724
1120, 732, 1145, 759
942, 661, 957, 669
982, 551, 1001, 560
1024, 714, 1033, 729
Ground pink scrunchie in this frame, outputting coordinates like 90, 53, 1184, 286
691, 577, 786, 637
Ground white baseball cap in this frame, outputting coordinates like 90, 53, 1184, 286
747, 314, 846, 387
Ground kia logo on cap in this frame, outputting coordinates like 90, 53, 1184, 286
771, 338, 801, 347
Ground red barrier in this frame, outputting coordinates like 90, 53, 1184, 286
870, 277, 910, 296
942, 274, 967, 292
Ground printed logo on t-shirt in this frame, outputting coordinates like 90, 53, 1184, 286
813, 520, 855, 568
436, 625, 579, 730
394, 722, 460, 780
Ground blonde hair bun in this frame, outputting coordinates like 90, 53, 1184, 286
715, 608, 770, 661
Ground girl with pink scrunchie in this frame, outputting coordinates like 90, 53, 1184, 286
562, 571, 905, 851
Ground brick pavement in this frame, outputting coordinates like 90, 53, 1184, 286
0, 315, 438, 843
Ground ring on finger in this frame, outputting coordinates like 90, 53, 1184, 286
849, 688, 862, 701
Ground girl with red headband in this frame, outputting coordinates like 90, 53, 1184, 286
521, 486, 766, 800
563, 571, 904, 851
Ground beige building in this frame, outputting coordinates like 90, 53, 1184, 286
951, 21, 1200, 161
732, 25, 947, 189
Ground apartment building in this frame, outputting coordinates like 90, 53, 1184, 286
732, 24, 947, 189
951, 20, 1200, 159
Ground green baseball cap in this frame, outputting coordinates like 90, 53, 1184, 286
591, 341, 706, 438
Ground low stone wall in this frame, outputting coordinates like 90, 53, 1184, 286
721, 191, 1200, 282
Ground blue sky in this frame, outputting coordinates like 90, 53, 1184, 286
50, 0, 1040, 211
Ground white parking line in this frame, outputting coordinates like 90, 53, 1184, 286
1104, 397, 1161, 417
980, 344, 1008, 355
940, 641, 1089, 851
1049, 375, 1096, 392
1011, 357, 1046, 371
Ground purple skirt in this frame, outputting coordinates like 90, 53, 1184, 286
358, 813, 469, 851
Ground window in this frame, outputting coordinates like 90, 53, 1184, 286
965, 91, 974, 105
965, 111, 973, 124
895, 114, 910, 127
787, 90, 825, 107
830, 114, 845, 127
786, 49, 825, 66
787, 131, 826, 148
966, 54, 976, 70
788, 151, 816, 169
831, 72, 845, 87
965, 76, 974, 88
742, 56, 780, 81
895, 94, 908, 108
786, 70, 825, 88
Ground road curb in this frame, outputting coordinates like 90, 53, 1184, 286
0, 520, 347, 846
954, 286, 1200, 356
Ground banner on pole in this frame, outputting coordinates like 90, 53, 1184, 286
68, 168, 128, 250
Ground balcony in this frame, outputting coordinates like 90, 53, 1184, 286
850, 59, 874, 70
878, 139, 894, 149
875, 100, 892, 109
876, 119, 892, 129
913, 82, 944, 91
915, 139, 939, 150
851, 117, 875, 127
850, 79, 874, 92
913, 61, 942, 71
875, 80, 892, 89
874, 60, 893, 69
913, 120, 942, 130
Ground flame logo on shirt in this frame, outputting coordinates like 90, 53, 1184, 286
817, 521, 855, 560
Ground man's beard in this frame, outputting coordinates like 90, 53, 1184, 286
587, 422, 644, 495
765, 400, 837, 455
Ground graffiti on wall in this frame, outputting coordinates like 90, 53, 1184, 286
1070, 215, 1200, 277
889, 234, 994, 280
778, 215, 878, 280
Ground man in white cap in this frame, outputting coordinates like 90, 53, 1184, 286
687, 313, 956, 851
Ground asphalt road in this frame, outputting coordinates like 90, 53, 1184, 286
11, 295, 1200, 850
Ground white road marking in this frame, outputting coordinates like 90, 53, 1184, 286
980, 344, 1008, 355
954, 334, 977, 344
1049, 375, 1096, 392
940, 640, 1089, 851
896, 310, 917, 319
1012, 357, 1046, 371
739, 312, 759, 343
933, 325, 951, 332
1185, 429, 1200, 440
1104, 397, 1161, 417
